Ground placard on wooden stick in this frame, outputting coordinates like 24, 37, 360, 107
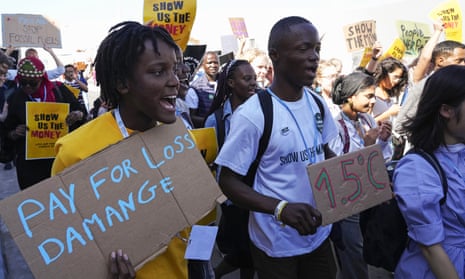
307, 145, 392, 225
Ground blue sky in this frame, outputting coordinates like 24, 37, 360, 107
2, 0, 464, 72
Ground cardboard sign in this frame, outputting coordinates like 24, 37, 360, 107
343, 20, 377, 52
1, 14, 61, 48
143, 0, 197, 51
429, 0, 463, 42
219, 51, 235, 66
307, 145, 392, 225
26, 102, 69, 160
396, 20, 432, 57
188, 127, 218, 164
229, 17, 248, 38
0, 120, 222, 279
221, 34, 239, 56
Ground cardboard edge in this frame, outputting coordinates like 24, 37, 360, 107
134, 246, 168, 271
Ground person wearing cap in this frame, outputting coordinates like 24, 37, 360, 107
3, 56, 86, 190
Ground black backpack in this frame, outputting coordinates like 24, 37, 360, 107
359, 148, 448, 272
214, 90, 272, 261
215, 89, 325, 260
214, 89, 325, 152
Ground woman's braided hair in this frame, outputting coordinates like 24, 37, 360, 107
94, 21, 177, 107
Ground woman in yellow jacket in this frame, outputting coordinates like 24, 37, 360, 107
51, 21, 214, 279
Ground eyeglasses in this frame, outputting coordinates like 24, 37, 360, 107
388, 73, 403, 83
19, 79, 40, 87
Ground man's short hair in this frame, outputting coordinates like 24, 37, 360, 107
432, 40, 465, 64
268, 16, 311, 52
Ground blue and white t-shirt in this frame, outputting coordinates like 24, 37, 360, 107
215, 88, 339, 257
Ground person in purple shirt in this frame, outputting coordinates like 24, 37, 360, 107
393, 65, 465, 279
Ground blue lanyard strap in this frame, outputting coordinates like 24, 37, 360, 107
113, 107, 130, 138
266, 88, 319, 164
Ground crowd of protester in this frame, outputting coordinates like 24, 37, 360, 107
0, 14, 465, 279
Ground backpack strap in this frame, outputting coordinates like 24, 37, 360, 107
243, 89, 273, 186
406, 149, 448, 204
308, 91, 325, 120
337, 118, 350, 154
243, 89, 323, 185
214, 107, 225, 150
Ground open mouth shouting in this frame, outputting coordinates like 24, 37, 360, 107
161, 95, 177, 112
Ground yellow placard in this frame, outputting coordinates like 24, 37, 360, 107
187, 127, 217, 164
429, 0, 463, 42
143, 0, 197, 51
380, 38, 406, 61
26, 102, 69, 160
358, 47, 373, 68
64, 84, 80, 98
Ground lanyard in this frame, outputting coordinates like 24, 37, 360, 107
340, 112, 365, 146
113, 107, 130, 138
266, 88, 318, 164
42, 86, 47, 102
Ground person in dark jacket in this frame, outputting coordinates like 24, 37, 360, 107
4, 56, 86, 190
